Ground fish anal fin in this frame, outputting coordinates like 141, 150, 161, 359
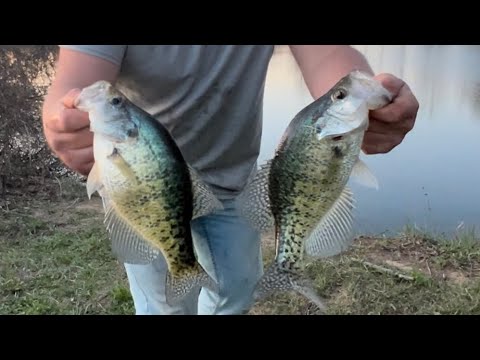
165, 266, 219, 306
103, 198, 160, 264
305, 186, 356, 258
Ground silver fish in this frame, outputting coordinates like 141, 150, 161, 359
74, 80, 222, 306
237, 70, 392, 310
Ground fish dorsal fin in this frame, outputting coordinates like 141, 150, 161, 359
351, 157, 379, 190
304, 186, 356, 258
86, 162, 103, 199
102, 196, 161, 264
236, 160, 275, 233
187, 165, 224, 220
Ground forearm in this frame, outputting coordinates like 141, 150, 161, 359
41, 48, 121, 175
42, 81, 73, 124
289, 45, 373, 99
42, 48, 120, 123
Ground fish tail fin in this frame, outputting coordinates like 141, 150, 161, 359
253, 262, 327, 313
165, 266, 218, 306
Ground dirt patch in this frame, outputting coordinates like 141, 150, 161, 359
76, 198, 103, 213
252, 231, 480, 315
349, 235, 479, 282
2, 176, 480, 315
446, 271, 468, 285
384, 260, 414, 272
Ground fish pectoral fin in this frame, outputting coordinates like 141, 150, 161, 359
351, 157, 379, 190
165, 266, 219, 306
188, 165, 224, 220
102, 196, 161, 264
305, 186, 356, 258
235, 160, 275, 233
86, 162, 103, 199
107, 148, 138, 184
253, 262, 327, 313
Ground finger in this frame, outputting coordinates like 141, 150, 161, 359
46, 127, 93, 152
370, 84, 418, 124
46, 108, 90, 133
367, 115, 415, 135
77, 161, 95, 176
58, 146, 94, 175
362, 132, 403, 154
64, 161, 94, 177
374, 73, 405, 98
62, 88, 82, 109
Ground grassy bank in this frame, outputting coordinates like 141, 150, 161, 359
1, 178, 479, 315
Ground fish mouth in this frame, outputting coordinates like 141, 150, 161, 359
317, 127, 364, 142
72, 80, 137, 144
74, 90, 97, 112
315, 110, 369, 142
348, 70, 393, 109
74, 80, 115, 111
73, 94, 85, 111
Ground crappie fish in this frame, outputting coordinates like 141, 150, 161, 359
74, 81, 221, 306
238, 70, 392, 310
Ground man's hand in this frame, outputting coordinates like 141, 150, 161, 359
43, 88, 94, 176
363, 73, 419, 154
288, 46, 419, 155
41, 47, 121, 177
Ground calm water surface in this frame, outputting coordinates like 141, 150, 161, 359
261, 45, 480, 236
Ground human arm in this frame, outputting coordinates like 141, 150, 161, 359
42, 47, 121, 175
289, 45, 419, 154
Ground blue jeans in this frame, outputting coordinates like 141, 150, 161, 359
123, 198, 263, 315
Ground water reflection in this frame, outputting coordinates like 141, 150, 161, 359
261, 45, 480, 236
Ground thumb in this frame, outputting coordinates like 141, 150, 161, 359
61, 88, 82, 109
373, 73, 404, 99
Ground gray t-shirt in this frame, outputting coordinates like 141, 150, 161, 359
60, 45, 275, 199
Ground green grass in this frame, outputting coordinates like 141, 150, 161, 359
0, 190, 134, 315
1, 178, 479, 315
250, 230, 480, 315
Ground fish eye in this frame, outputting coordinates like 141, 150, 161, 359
332, 89, 347, 101
111, 97, 122, 106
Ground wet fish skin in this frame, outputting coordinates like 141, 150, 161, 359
75, 80, 221, 305
238, 70, 392, 311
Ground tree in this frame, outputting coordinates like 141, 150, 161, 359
0, 45, 63, 198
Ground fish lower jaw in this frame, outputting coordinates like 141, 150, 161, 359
321, 109, 369, 134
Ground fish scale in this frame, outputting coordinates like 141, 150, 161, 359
237, 70, 392, 312
75, 80, 223, 306
273, 128, 357, 269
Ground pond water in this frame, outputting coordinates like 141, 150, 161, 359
261, 45, 480, 236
